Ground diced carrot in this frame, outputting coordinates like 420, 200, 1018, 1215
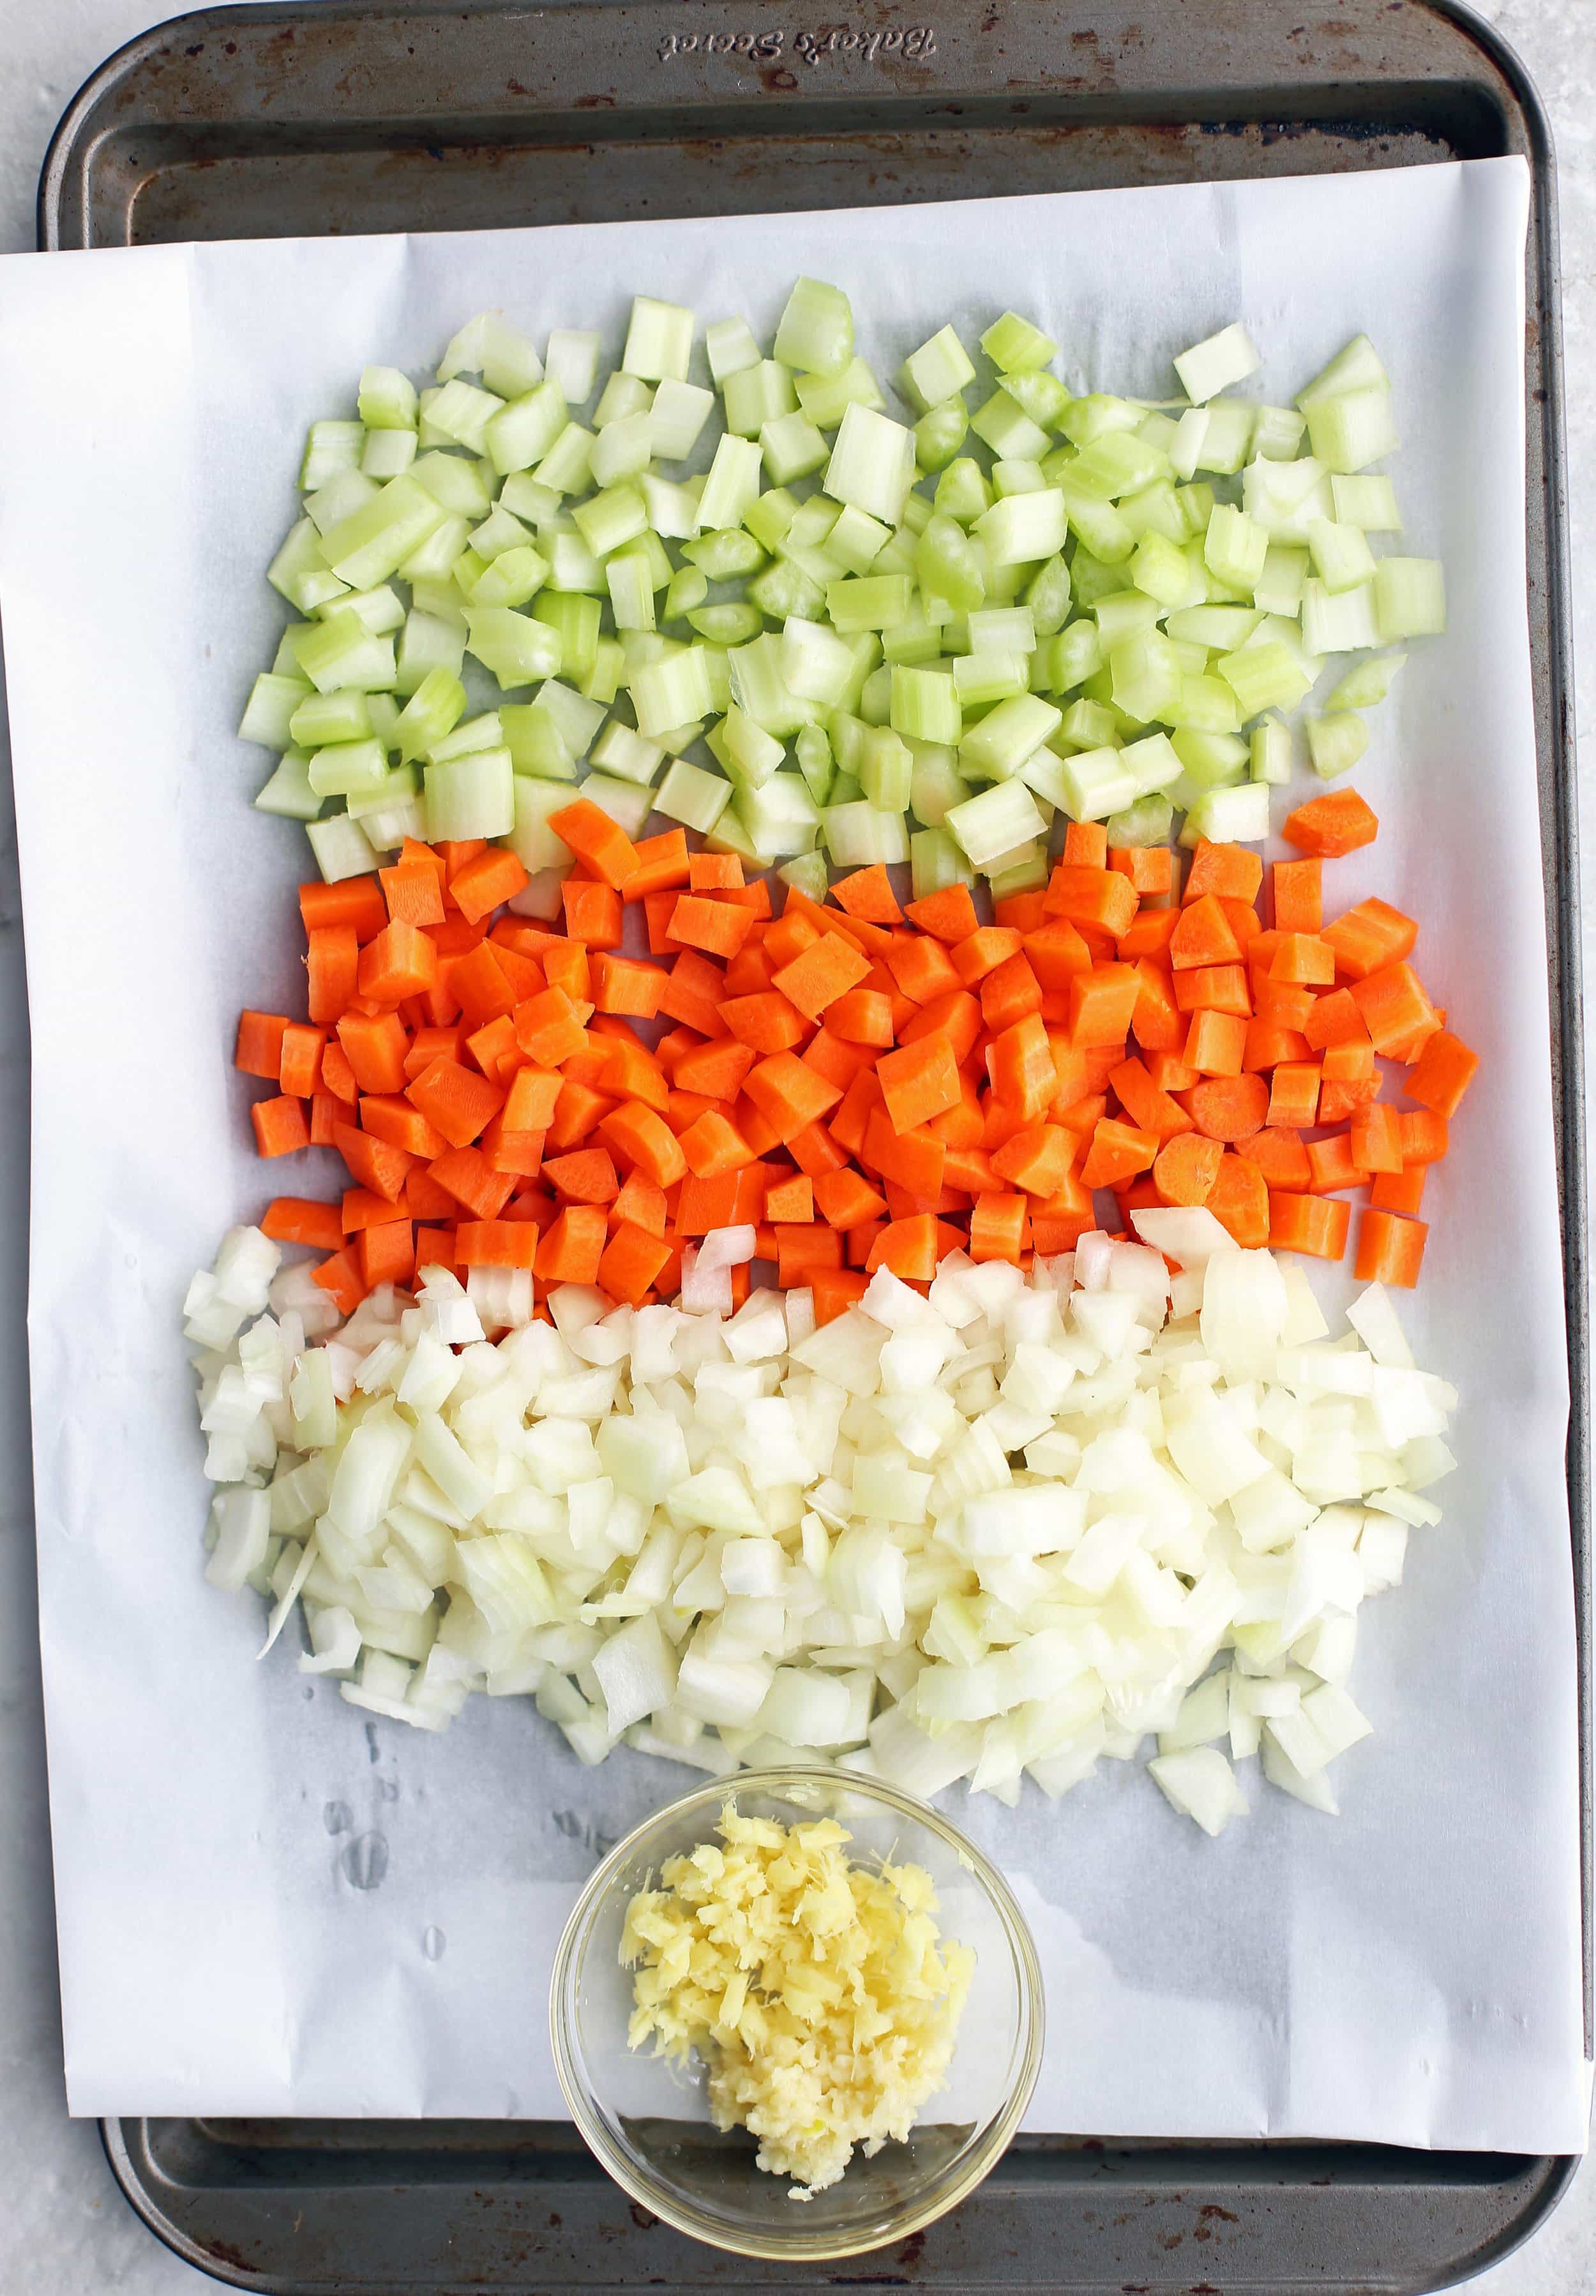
1153, 1130, 1223, 1207
788, 1118, 851, 1177
236, 1010, 292, 1080
1206, 1151, 1269, 1248
1270, 858, 1322, 934
335, 1010, 410, 1096
990, 1122, 1074, 1197
1108, 1055, 1191, 1143
1371, 1164, 1429, 1214
262, 1196, 345, 1250
598, 1220, 673, 1305
688, 852, 744, 892
359, 1093, 447, 1159
1070, 964, 1141, 1048
357, 919, 439, 1005
358, 1217, 415, 1290
276, 1022, 326, 1100
742, 1050, 845, 1143
599, 1100, 689, 1188
1355, 1207, 1428, 1287
311, 1247, 365, 1317
1283, 789, 1378, 857
969, 1193, 1030, 1263
1351, 962, 1436, 1056
1169, 895, 1242, 972
1128, 960, 1183, 1054
812, 1168, 889, 1228
1024, 920, 1094, 989
1173, 963, 1251, 1017
1244, 1022, 1309, 1073
428, 1145, 516, 1220
320, 1038, 360, 1103
1268, 1191, 1350, 1260
1147, 1051, 1200, 1095
827, 989, 895, 1046
1238, 1128, 1313, 1191
1351, 1101, 1403, 1175
536, 1203, 608, 1283
980, 952, 1043, 1032
883, 932, 963, 1005
669, 892, 754, 960
300, 877, 388, 941
764, 1174, 813, 1222
863, 1214, 937, 1279
656, 949, 731, 1038
559, 878, 624, 950
720, 990, 808, 1054
405, 1056, 504, 1147
905, 883, 980, 942
542, 1147, 620, 1204
677, 1109, 758, 1178
1267, 1061, 1321, 1129
864, 1112, 947, 1199
449, 846, 528, 926
1269, 933, 1336, 988
1405, 1029, 1479, 1118
900, 988, 983, 1065
986, 1015, 1057, 1118
1184, 1009, 1247, 1078
248, 1094, 308, 1161
1184, 1071, 1270, 1142
309, 1094, 341, 1146
587, 953, 661, 1019
380, 861, 447, 930
1397, 1108, 1449, 1163
455, 1218, 540, 1269
1181, 842, 1261, 906
479, 1112, 545, 1178
1080, 1119, 1158, 1190
611, 1174, 668, 1234
949, 927, 1020, 986
547, 799, 640, 891
1062, 822, 1108, 867
448, 941, 517, 1028
1321, 896, 1418, 981
1305, 1131, 1369, 1194
831, 864, 903, 925
622, 828, 691, 900
668, 1037, 754, 1103
773, 933, 872, 1022
802, 1027, 877, 1094
1118, 908, 1180, 960
335, 1121, 413, 1204
811, 1269, 871, 1323
1046, 864, 1138, 940
1109, 845, 1173, 897
1302, 988, 1369, 1052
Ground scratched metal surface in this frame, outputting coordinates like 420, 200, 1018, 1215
34, 0, 1586, 2288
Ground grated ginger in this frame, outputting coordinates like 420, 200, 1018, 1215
620, 1804, 974, 2197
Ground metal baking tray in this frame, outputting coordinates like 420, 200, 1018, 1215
38, 1, 1586, 2287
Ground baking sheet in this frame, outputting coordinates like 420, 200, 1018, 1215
0, 155, 1585, 2150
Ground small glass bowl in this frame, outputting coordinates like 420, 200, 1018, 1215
550, 1766, 1043, 2262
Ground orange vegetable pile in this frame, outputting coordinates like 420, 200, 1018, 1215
236, 785, 1478, 1324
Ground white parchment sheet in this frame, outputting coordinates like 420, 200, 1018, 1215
0, 155, 1584, 2147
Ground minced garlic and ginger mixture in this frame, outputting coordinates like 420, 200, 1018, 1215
621, 1805, 975, 2196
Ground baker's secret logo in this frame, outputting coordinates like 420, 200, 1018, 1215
656, 25, 938, 63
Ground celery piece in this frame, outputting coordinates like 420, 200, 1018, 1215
885, 665, 958, 750
821, 801, 910, 866
365, 693, 400, 754
794, 724, 834, 807
239, 672, 313, 749
464, 607, 562, 690
582, 637, 625, 706
1168, 674, 1241, 735
975, 490, 1067, 568
533, 422, 596, 498
779, 616, 856, 707
306, 813, 381, 882
914, 402, 971, 474
1330, 474, 1401, 532
1203, 503, 1267, 593
829, 771, 865, 809
634, 646, 715, 738
289, 610, 396, 695
682, 528, 765, 580
1035, 624, 1103, 696
1110, 631, 1181, 725
967, 605, 1036, 656
953, 650, 1028, 708
1242, 454, 1332, 541
574, 771, 652, 838
338, 584, 405, 635
647, 377, 714, 460
359, 365, 419, 430
472, 545, 550, 610
826, 402, 915, 525
622, 295, 694, 384
823, 574, 911, 633
1325, 651, 1406, 711
1193, 401, 1254, 477
986, 841, 1050, 897
1253, 543, 1309, 618
1373, 557, 1445, 640
572, 483, 647, 557
1171, 729, 1247, 785
959, 694, 1060, 782
825, 504, 891, 576
749, 557, 824, 623
544, 329, 601, 405
398, 513, 471, 586
910, 825, 974, 898
361, 428, 418, 480
908, 743, 968, 828
644, 475, 702, 543
880, 612, 940, 668
1301, 577, 1379, 654
1058, 484, 1135, 563
1174, 321, 1260, 404
1120, 478, 1187, 544
664, 566, 709, 623
995, 460, 1046, 499
299, 420, 365, 491
899, 491, 934, 539
688, 603, 763, 647
933, 459, 991, 528
1104, 792, 1174, 847
900, 324, 977, 413
322, 473, 447, 588
1182, 781, 1269, 846
698, 434, 764, 531
1168, 407, 1208, 482
1000, 369, 1071, 433
1024, 555, 1072, 637
1249, 714, 1292, 785
1304, 386, 1399, 474
345, 763, 419, 820
589, 720, 665, 787
1060, 697, 1118, 749
1016, 743, 1076, 812
439, 312, 543, 397
725, 360, 797, 439
1137, 407, 1181, 453
914, 513, 984, 614
859, 665, 893, 725
394, 669, 466, 761
411, 450, 494, 520
1307, 517, 1377, 596
1217, 638, 1311, 718
1297, 333, 1388, 407
589, 411, 653, 489
1119, 730, 1183, 794
1166, 637, 1209, 677
1054, 746, 1139, 822
428, 378, 506, 455
1094, 591, 1162, 649
506, 773, 575, 870
1165, 605, 1260, 651
1069, 432, 1172, 502
1176, 480, 1216, 538
501, 473, 561, 522
705, 317, 762, 385
532, 593, 601, 685
254, 750, 321, 822
1306, 711, 1370, 780
778, 850, 831, 903
1252, 404, 1307, 461
981, 312, 1058, 375
970, 392, 1050, 463
429, 710, 502, 764
290, 690, 372, 750
1130, 531, 1190, 608
451, 547, 488, 600
604, 547, 656, 635
859, 727, 913, 812
794, 359, 885, 430
774, 278, 854, 379
760, 411, 829, 485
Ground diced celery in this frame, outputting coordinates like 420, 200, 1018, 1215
794, 359, 885, 430
1306, 517, 1376, 595
697, 435, 764, 531
1129, 531, 1189, 607
1174, 321, 1260, 404
821, 800, 910, 866
1373, 557, 1445, 640
980, 312, 1058, 374
1203, 502, 1267, 592
824, 504, 890, 575
398, 513, 471, 586
1109, 631, 1181, 724
267, 523, 348, 617
959, 694, 1060, 781
725, 360, 797, 439
239, 672, 313, 749
664, 565, 709, 622
1193, 401, 1255, 477
760, 411, 829, 484
1015, 743, 1076, 811
544, 329, 601, 404
365, 692, 400, 753
778, 851, 830, 903
290, 690, 372, 750
430, 711, 502, 764
1330, 474, 1401, 531
794, 723, 834, 806
496, 704, 573, 782
1168, 407, 1208, 482
682, 527, 765, 580
1104, 792, 1174, 846
254, 749, 321, 821
933, 459, 991, 528
424, 746, 515, 839
779, 616, 857, 708
1305, 711, 1370, 780
900, 324, 977, 413
825, 403, 915, 525
1171, 729, 1248, 787
985, 840, 1050, 896
534, 593, 602, 684
1249, 714, 1292, 785
654, 757, 731, 833
1297, 333, 1388, 406
1304, 386, 1399, 474
909, 515, 981, 616
1120, 479, 1187, 544
1069, 431, 1171, 501
1182, 781, 1269, 845
622, 295, 694, 384
1164, 605, 1259, 651
289, 610, 396, 695
1242, 455, 1333, 541
322, 472, 449, 589
1300, 577, 1379, 654
427, 378, 506, 454
1060, 697, 1118, 748
299, 420, 365, 491
859, 726, 913, 811
306, 813, 380, 882
1054, 745, 1140, 821
1024, 555, 1072, 637
337, 584, 405, 635
523, 676, 604, 760
1251, 404, 1307, 460
824, 575, 912, 633
914, 401, 969, 473
472, 545, 550, 609
605, 545, 656, 635
464, 607, 562, 690
705, 317, 761, 384
633, 645, 715, 738
361, 428, 418, 480
507, 773, 576, 870
589, 411, 654, 489
439, 312, 543, 397
580, 771, 657, 838
774, 278, 854, 378
572, 482, 647, 556
1094, 591, 1162, 649
589, 720, 665, 787
954, 651, 1028, 708
1325, 650, 1406, 711
688, 603, 764, 647
1168, 674, 1241, 734
583, 637, 625, 706
648, 377, 714, 460
534, 423, 596, 498
411, 451, 493, 519
909, 826, 971, 898
716, 704, 781, 789
359, 365, 419, 430
1118, 731, 1184, 794
975, 490, 1067, 567
1253, 543, 1309, 616
859, 665, 892, 725
345, 763, 419, 820
1058, 483, 1136, 563
748, 557, 824, 623
970, 392, 1050, 463
1217, 639, 1311, 718
1037, 624, 1103, 695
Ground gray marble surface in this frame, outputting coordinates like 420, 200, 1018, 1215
0, 1, 1590, 2288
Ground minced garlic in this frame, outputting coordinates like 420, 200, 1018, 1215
621, 1804, 974, 2196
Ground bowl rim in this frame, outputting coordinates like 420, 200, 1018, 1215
548, 1764, 1045, 2262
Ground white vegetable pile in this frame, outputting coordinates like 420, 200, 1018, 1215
186, 1211, 1454, 1832
237, 287, 1443, 908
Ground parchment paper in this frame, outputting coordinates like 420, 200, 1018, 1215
0, 155, 1584, 2147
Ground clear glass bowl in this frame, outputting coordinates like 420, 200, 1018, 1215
549, 1766, 1043, 2262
